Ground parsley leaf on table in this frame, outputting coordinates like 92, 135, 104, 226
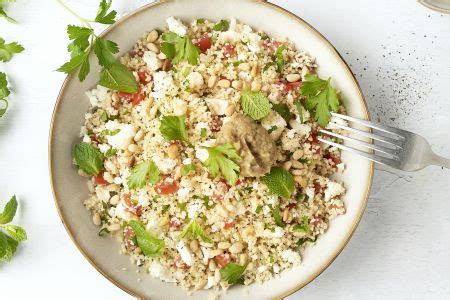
240, 90, 271, 120
179, 216, 212, 243
127, 160, 160, 189
56, 0, 138, 93
128, 220, 165, 257
220, 263, 247, 285
0, 72, 10, 118
261, 167, 295, 198
0, 38, 24, 62
160, 32, 200, 65
300, 74, 340, 127
159, 115, 189, 142
0, 1, 16, 24
73, 142, 104, 176
0, 195, 27, 262
202, 143, 241, 185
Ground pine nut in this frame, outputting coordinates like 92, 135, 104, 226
250, 65, 258, 77
128, 144, 140, 153
225, 203, 236, 213
292, 149, 304, 160
210, 249, 223, 257
294, 176, 307, 188
283, 161, 292, 170
301, 66, 310, 80
147, 42, 159, 53
251, 80, 261, 91
292, 169, 303, 176
229, 242, 244, 254
208, 259, 217, 271
134, 130, 144, 142
103, 171, 114, 183
167, 143, 179, 159
225, 104, 235, 116
157, 52, 166, 60
238, 63, 250, 71
242, 226, 255, 238
218, 242, 231, 249
291, 160, 304, 169
207, 75, 217, 88
216, 204, 229, 218
158, 215, 169, 227
214, 269, 221, 282
127, 156, 136, 168
109, 195, 119, 205
282, 209, 290, 222
239, 253, 248, 265
190, 240, 199, 252
231, 80, 242, 90
147, 30, 159, 43
108, 223, 121, 232
93, 213, 101, 226
217, 79, 231, 88
286, 74, 301, 82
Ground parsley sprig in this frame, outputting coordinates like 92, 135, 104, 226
220, 263, 247, 285
300, 74, 339, 127
127, 160, 160, 189
202, 143, 241, 185
179, 216, 212, 243
0, 196, 27, 262
160, 32, 200, 65
0, 0, 16, 23
56, 0, 138, 93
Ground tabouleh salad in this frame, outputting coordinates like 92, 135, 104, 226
74, 17, 347, 291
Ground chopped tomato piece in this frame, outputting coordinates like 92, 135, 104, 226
195, 34, 212, 53
173, 257, 190, 270
324, 153, 341, 165
118, 91, 132, 101
223, 44, 235, 57
313, 182, 322, 194
138, 71, 151, 84
155, 179, 179, 195
123, 226, 135, 239
123, 194, 143, 217
264, 40, 282, 53
215, 253, 230, 268
131, 91, 145, 107
212, 180, 230, 201
93, 173, 108, 185
223, 221, 235, 229
275, 81, 301, 94
169, 217, 182, 229
210, 115, 223, 133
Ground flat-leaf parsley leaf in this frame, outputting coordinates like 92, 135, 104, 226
159, 115, 189, 142
160, 31, 200, 65
179, 216, 212, 243
128, 220, 165, 257
220, 263, 247, 285
202, 144, 241, 185
127, 160, 160, 189
0, 38, 24, 62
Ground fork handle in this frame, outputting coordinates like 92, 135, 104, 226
431, 153, 450, 169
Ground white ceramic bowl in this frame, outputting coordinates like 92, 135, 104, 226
49, 0, 373, 299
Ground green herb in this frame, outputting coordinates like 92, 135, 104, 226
300, 74, 339, 127
297, 194, 306, 202
181, 164, 196, 176
272, 204, 284, 227
202, 143, 241, 185
233, 60, 244, 67
293, 216, 311, 233
202, 196, 216, 209
269, 256, 275, 264
297, 236, 316, 247
182, 66, 192, 77
73, 142, 104, 175
261, 167, 295, 198
220, 263, 247, 285
213, 20, 230, 31
0, 38, 24, 62
274, 45, 286, 73
196, 18, 205, 24
263, 62, 275, 72
0, 1, 16, 23
159, 115, 189, 142
272, 103, 291, 122
267, 126, 278, 134
255, 205, 263, 214
127, 160, 160, 189
160, 31, 200, 65
99, 110, 108, 122
161, 204, 170, 214
104, 148, 117, 157
240, 90, 271, 120
178, 202, 187, 213
0, 72, 10, 118
179, 216, 212, 243
294, 101, 304, 123
0, 196, 27, 262
128, 220, 165, 257
298, 158, 310, 165
56, 0, 138, 93
200, 127, 207, 138
99, 128, 120, 139
98, 227, 109, 236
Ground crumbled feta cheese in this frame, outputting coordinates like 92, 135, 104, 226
176, 240, 193, 266
246, 32, 262, 53
272, 226, 285, 238
85, 85, 108, 107
257, 266, 267, 273
82, 135, 91, 143
187, 72, 204, 90
261, 111, 287, 131
152, 156, 177, 174
187, 202, 201, 218
336, 163, 345, 173
289, 119, 312, 137
95, 186, 110, 202
195, 148, 209, 162
324, 181, 345, 202
138, 190, 150, 207
98, 143, 110, 153
172, 98, 187, 115
152, 71, 176, 101
267, 195, 278, 206
305, 187, 315, 199
205, 276, 218, 289
201, 247, 210, 265
149, 263, 176, 282
178, 187, 191, 199
252, 182, 259, 189
143, 51, 162, 71
206, 98, 229, 115
182, 157, 192, 165
281, 249, 301, 265
115, 200, 134, 221
166, 17, 187, 36
273, 264, 280, 273
104, 121, 136, 150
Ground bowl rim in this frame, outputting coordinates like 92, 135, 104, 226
48, 0, 374, 298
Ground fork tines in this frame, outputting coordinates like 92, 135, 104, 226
318, 112, 405, 166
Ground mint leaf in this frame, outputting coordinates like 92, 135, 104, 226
128, 220, 165, 257
213, 20, 229, 31
4, 225, 27, 242
159, 115, 188, 142
240, 90, 271, 120
0, 38, 24, 62
99, 62, 139, 93
261, 167, 295, 198
95, 0, 117, 24
0, 195, 18, 224
220, 263, 247, 285
73, 142, 104, 176
274, 45, 286, 73
0, 230, 8, 260
179, 216, 212, 243
202, 144, 241, 185
127, 160, 160, 189
272, 103, 291, 122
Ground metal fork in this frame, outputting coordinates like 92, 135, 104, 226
318, 112, 450, 171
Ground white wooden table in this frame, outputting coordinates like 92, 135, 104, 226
1, 0, 449, 299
